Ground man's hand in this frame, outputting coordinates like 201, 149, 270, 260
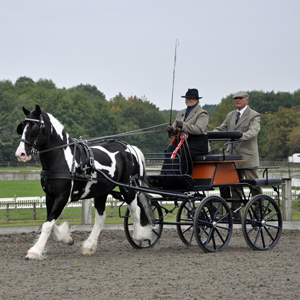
167, 125, 174, 133
176, 121, 183, 128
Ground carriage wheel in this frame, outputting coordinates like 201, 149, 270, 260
242, 194, 282, 251
193, 196, 232, 253
124, 201, 163, 249
176, 200, 201, 246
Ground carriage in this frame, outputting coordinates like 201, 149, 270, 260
15, 105, 282, 259
121, 131, 283, 253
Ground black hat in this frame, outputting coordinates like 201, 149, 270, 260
181, 88, 202, 99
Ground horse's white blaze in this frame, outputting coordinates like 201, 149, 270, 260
82, 210, 106, 255
15, 124, 32, 162
92, 146, 119, 177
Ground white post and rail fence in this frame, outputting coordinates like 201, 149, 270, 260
0, 170, 299, 225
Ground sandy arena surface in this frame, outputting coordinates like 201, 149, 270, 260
0, 228, 300, 300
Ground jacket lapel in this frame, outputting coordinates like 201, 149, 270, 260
185, 106, 199, 122
234, 106, 250, 129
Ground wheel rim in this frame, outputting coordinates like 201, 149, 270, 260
242, 194, 282, 251
194, 196, 232, 253
176, 200, 201, 247
124, 203, 163, 249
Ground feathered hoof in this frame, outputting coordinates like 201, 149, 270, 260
25, 253, 39, 260
82, 248, 94, 255
68, 236, 74, 245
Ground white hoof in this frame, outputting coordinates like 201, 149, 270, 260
82, 248, 94, 255
68, 236, 74, 245
25, 253, 39, 260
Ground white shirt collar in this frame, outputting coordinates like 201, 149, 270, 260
237, 105, 248, 116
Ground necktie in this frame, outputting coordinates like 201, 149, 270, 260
235, 112, 241, 125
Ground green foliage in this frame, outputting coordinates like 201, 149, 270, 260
202, 104, 217, 116
1, 77, 299, 161
0, 77, 169, 161
261, 106, 300, 159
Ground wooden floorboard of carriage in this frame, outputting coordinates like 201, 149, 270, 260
0, 221, 300, 235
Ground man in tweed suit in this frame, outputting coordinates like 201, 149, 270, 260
214, 91, 262, 219
164, 88, 209, 175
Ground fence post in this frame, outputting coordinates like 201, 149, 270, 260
82, 199, 93, 225
282, 178, 292, 221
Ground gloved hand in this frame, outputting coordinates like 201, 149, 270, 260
167, 125, 174, 133
176, 121, 183, 128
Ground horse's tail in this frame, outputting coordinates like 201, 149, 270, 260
133, 146, 153, 226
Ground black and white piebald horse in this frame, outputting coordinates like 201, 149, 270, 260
15, 105, 153, 260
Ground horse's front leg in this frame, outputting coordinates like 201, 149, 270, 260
82, 195, 107, 255
26, 194, 69, 260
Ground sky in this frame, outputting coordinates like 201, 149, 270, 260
1, 0, 299, 111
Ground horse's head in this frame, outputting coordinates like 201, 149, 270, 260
15, 105, 48, 162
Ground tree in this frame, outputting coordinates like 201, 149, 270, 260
261, 106, 300, 159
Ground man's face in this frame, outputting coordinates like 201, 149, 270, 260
234, 97, 248, 110
185, 98, 198, 107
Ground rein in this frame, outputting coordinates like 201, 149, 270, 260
21, 120, 168, 155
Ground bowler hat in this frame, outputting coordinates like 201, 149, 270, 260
181, 88, 202, 99
233, 91, 249, 99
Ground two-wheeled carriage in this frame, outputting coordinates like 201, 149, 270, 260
121, 131, 283, 252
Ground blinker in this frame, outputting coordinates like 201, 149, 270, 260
16, 122, 24, 135
31, 124, 40, 136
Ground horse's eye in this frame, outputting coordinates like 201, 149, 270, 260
31, 124, 40, 136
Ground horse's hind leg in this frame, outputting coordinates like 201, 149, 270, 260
127, 195, 152, 241
82, 195, 107, 255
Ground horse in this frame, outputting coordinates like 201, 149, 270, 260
15, 105, 153, 260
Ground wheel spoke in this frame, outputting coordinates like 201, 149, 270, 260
263, 226, 275, 242
215, 228, 226, 243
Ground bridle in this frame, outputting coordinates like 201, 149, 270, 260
19, 115, 46, 155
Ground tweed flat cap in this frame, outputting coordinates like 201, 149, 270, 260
233, 91, 249, 99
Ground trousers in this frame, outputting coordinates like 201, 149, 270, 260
231, 168, 263, 210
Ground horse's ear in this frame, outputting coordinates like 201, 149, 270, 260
22, 107, 30, 116
35, 105, 42, 115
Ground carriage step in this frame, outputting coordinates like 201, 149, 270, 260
240, 178, 282, 186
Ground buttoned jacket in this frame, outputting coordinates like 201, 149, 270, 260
214, 106, 261, 168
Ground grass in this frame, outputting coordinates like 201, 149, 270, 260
0, 180, 44, 198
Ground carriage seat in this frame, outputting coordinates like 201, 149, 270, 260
240, 178, 282, 187
207, 131, 243, 140
193, 154, 243, 162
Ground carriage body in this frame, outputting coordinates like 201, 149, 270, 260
123, 131, 283, 252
